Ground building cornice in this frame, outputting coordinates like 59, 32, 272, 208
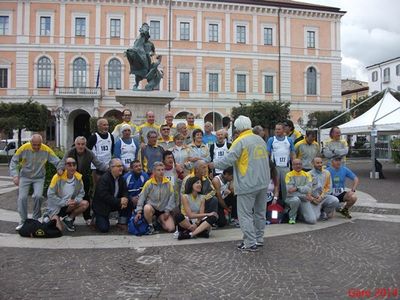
26, 0, 345, 20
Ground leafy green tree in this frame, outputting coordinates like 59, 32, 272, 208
89, 117, 119, 134
0, 100, 49, 146
231, 101, 291, 131
306, 110, 350, 129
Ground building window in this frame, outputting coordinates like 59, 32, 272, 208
75, 17, 86, 37
307, 31, 315, 48
0, 16, 9, 35
396, 64, 400, 76
236, 25, 246, 43
209, 73, 219, 92
72, 58, 86, 87
264, 75, 273, 93
150, 20, 160, 40
180, 22, 190, 40
37, 56, 51, 88
237, 74, 246, 92
209, 24, 218, 42
346, 99, 351, 110
264, 27, 273, 45
307, 67, 317, 95
383, 67, 390, 82
108, 59, 121, 90
372, 71, 378, 82
0, 68, 7, 88
110, 18, 121, 38
40, 16, 51, 36
179, 72, 190, 91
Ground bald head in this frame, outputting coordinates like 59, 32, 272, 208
30, 134, 43, 152
146, 111, 155, 124
292, 159, 303, 171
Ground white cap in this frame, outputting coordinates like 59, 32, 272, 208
234, 115, 252, 131
120, 123, 131, 133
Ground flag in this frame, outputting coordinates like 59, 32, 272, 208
96, 66, 100, 88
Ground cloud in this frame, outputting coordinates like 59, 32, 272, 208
297, 0, 400, 79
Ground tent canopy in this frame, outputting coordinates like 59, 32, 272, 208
339, 89, 400, 135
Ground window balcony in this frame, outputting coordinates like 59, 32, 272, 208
55, 87, 101, 98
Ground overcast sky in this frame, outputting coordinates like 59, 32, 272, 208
296, 0, 400, 81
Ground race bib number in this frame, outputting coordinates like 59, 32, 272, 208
217, 150, 225, 157
276, 156, 287, 167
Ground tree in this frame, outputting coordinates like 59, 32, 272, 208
0, 100, 49, 146
306, 110, 350, 129
350, 90, 383, 118
231, 101, 291, 131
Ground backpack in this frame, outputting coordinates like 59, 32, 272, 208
266, 203, 285, 224
18, 219, 62, 238
128, 212, 149, 236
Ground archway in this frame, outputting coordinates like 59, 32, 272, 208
175, 111, 191, 119
65, 109, 91, 148
204, 111, 223, 130
104, 109, 122, 120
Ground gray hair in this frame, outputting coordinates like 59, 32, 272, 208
153, 161, 165, 170
252, 125, 264, 136
147, 130, 158, 138
176, 122, 186, 131
109, 158, 122, 168
74, 136, 87, 144
97, 118, 108, 126
193, 159, 207, 171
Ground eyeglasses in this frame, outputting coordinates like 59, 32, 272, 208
66, 162, 76, 166
162, 128, 170, 131
112, 165, 123, 168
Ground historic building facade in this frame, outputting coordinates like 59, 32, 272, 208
0, 0, 344, 148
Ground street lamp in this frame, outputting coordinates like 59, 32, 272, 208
52, 106, 69, 148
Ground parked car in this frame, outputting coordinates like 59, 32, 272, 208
0, 139, 29, 156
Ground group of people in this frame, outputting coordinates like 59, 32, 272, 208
9, 110, 359, 252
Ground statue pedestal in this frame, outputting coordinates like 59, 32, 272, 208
115, 90, 177, 124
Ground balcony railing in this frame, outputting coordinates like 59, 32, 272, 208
55, 87, 101, 97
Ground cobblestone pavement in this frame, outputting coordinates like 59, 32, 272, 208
0, 220, 399, 300
347, 160, 400, 204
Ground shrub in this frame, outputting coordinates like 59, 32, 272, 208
43, 148, 65, 196
391, 138, 400, 163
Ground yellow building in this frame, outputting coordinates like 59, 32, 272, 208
341, 79, 369, 110
0, 0, 345, 148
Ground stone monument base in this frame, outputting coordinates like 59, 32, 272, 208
115, 90, 177, 124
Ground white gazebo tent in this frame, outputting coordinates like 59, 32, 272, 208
339, 90, 400, 135
319, 88, 400, 179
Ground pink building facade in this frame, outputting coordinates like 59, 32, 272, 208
0, 0, 344, 148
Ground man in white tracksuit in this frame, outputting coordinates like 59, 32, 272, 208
211, 115, 270, 252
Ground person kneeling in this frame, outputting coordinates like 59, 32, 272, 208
92, 158, 132, 233
46, 157, 89, 232
175, 176, 218, 239
135, 162, 176, 234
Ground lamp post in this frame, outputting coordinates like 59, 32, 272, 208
309, 116, 319, 144
52, 106, 69, 149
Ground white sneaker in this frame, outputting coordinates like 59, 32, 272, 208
15, 223, 23, 231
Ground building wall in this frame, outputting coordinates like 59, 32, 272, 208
0, 0, 344, 147
367, 57, 400, 93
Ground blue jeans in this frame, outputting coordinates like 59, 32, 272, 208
95, 201, 133, 233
